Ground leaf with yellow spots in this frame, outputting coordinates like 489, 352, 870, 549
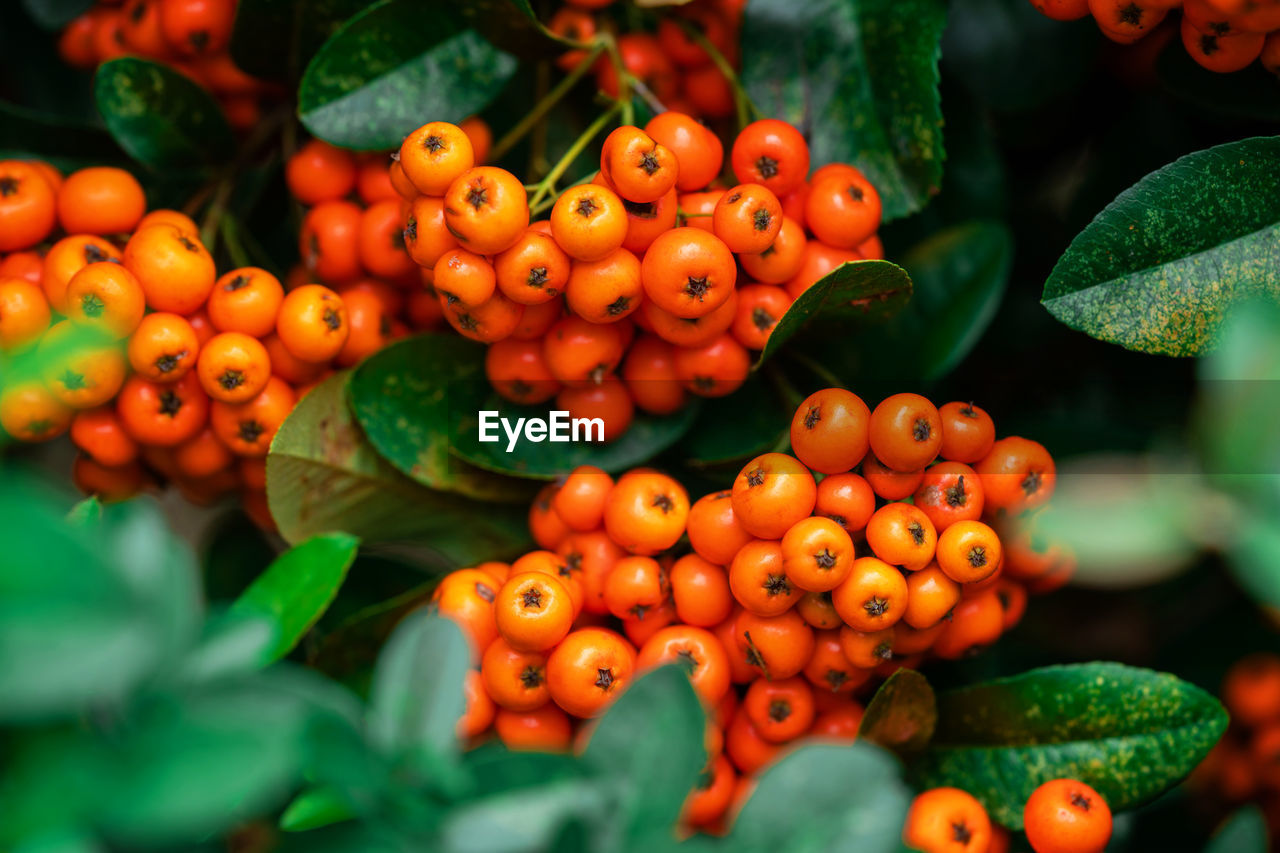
910, 662, 1228, 829
1043, 137, 1280, 357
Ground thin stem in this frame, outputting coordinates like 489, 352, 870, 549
199, 178, 234, 252
764, 361, 805, 411
527, 61, 552, 180
679, 19, 755, 131
785, 349, 844, 389
530, 169, 600, 217
629, 76, 668, 117
219, 216, 252, 269
601, 34, 634, 127
491, 41, 607, 164
528, 103, 621, 214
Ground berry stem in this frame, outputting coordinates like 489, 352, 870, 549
491, 40, 608, 164
219, 217, 252, 269
677, 19, 757, 131
527, 103, 621, 214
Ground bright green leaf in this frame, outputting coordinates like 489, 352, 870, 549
93, 58, 235, 168
230, 533, 361, 665
727, 742, 910, 853
280, 786, 356, 832
1042, 137, 1280, 356
298, 0, 518, 150
741, 0, 946, 220
911, 663, 1228, 828
856, 668, 937, 755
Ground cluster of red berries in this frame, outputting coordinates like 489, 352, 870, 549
395, 114, 884, 440
1031, 0, 1280, 73
57, 0, 274, 132
430, 386, 1064, 834
548, 0, 746, 121
1193, 653, 1280, 840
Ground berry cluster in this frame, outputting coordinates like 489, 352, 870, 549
0, 156, 413, 520
549, 0, 745, 120
396, 114, 885, 440
431, 386, 1063, 833
57, 0, 272, 131
1193, 653, 1280, 839
1031, 0, 1280, 74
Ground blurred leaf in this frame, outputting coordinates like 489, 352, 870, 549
230, 533, 361, 665
1042, 137, 1280, 356
758, 260, 914, 367
367, 610, 470, 767
177, 611, 278, 684
65, 495, 101, 526
741, 0, 946, 220
1204, 806, 1269, 853
681, 376, 787, 467
0, 100, 126, 170
461, 745, 584, 796
448, 389, 701, 479
1157, 46, 1280, 123
348, 335, 534, 497
943, 0, 1096, 112
298, 0, 518, 150
859, 221, 1012, 379
438, 779, 610, 853
19, 0, 92, 29
581, 666, 706, 846
911, 663, 1228, 828
280, 787, 355, 832
457, 0, 580, 58
266, 373, 530, 563
201, 510, 278, 602
1229, 515, 1280, 611
727, 742, 910, 852
308, 582, 435, 682
857, 668, 937, 755
230, 0, 369, 82
93, 58, 235, 169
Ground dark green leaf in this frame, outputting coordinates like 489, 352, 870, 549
741, 0, 946, 220
581, 666, 707, 847
308, 582, 435, 682
348, 335, 533, 497
0, 100, 126, 170
758, 260, 914, 367
461, 745, 584, 796
280, 787, 356, 832
681, 376, 787, 467
1205, 806, 1269, 853
20, 0, 92, 29
230, 0, 369, 82
266, 373, 530, 563
1042, 137, 1280, 356
448, 389, 701, 479
912, 663, 1228, 828
93, 58, 235, 168
367, 610, 471, 764
856, 668, 937, 755
230, 533, 361, 665
859, 221, 1012, 379
727, 742, 910, 853
457, 0, 581, 58
438, 779, 611, 853
298, 0, 518, 150
1157, 46, 1280, 123
1229, 515, 1280, 611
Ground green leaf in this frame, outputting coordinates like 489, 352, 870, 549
298, 0, 518, 150
348, 335, 534, 497
280, 786, 356, 832
456, 0, 581, 57
911, 663, 1229, 829
230, 533, 361, 665
0, 100, 127, 170
758, 260, 914, 367
856, 668, 937, 755
93, 58, 235, 169
438, 779, 611, 853
230, 0, 369, 82
741, 0, 946, 220
1042, 137, 1280, 356
1229, 515, 1280, 611
367, 610, 471, 764
19, 0, 92, 29
1205, 806, 1269, 853
581, 666, 707, 846
65, 495, 101, 526
266, 373, 530, 564
727, 742, 910, 853
447, 389, 701, 479
681, 376, 787, 467
308, 582, 435, 683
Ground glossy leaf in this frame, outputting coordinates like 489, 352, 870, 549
757, 260, 913, 367
230, 0, 369, 82
681, 376, 788, 467
912, 663, 1228, 828
1042, 137, 1280, 356
727, 742, 910, 852
857, 668, 937, 755
741, 0, 946, 220
266, 373, 530, 563
581, 666, 706, 845
448, 387, 701, 479
93, 58, 234, 168
298, 0, 518, 150
230, 533, 361, 665
348, 335, 531, 498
